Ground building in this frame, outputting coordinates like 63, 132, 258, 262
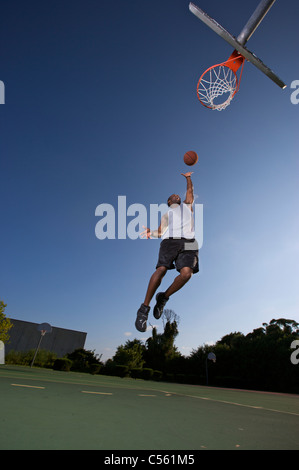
6, 319, 87, 358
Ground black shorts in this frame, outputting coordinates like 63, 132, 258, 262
156, 238, 199, 274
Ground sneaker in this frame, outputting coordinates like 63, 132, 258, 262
135, 303, 150, 332
153, 292, 169, 320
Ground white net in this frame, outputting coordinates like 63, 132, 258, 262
197, 64, 238, 111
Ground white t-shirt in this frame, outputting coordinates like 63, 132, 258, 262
162, 203, 195, 240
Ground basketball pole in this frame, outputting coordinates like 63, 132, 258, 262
237, 0, 276, 45
30, 331, 45, 368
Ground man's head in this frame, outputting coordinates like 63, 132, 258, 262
167, 194, 181, 207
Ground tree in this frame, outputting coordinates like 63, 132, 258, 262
145, 321, 180, 371
246, 327, 265, 341
267, 318, 299, 335
112, 339, 145, 369
66, 348, 102, 371
0, 300, 13, 344
161, 309, 180, 329
217, 332, 244, 348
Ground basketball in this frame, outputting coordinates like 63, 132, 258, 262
184, 150, 198, 166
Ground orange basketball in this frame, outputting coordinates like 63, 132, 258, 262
184, 150, 198, 166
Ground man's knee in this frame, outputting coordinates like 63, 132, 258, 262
180, 267, 193, 282
156, 266, 167, 278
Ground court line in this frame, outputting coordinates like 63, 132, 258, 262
11, 383, 45, 389
81, 390, 112, 395
138, 394, 156, 397
182, 393, 299, 417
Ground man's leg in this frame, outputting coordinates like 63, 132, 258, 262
164, 267, 193, 298
153, 267, 193, 320
135, 266, 167, 332
144, 266, 167, 306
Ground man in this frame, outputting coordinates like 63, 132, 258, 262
135, 172, 199, 332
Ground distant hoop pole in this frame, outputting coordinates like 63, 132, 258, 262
30, 323, 52, 368
206, 352, 216, 385
30, 334, 44, 368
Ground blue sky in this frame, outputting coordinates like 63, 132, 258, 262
1, 0, 298, 361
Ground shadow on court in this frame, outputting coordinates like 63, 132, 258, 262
0, 365, 298, 450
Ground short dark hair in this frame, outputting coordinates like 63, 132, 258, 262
167, 194, 181, 206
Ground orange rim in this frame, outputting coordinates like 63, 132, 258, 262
196, 52, 245, 109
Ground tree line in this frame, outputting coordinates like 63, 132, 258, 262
104, 314, 299, 394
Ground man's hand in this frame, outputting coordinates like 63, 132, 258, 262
141, 226, 152, 239
141, 213, 168, 239
182, 172, 194, 206
181, 172, 194, 178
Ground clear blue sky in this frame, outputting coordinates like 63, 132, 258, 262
1, 0, 298, 361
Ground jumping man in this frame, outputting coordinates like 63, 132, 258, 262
135, 172, 199, 332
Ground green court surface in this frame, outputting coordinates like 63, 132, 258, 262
0, 365, 299, 450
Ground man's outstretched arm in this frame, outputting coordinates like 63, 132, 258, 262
182, 172, 194, 205
140, 213, 169, 239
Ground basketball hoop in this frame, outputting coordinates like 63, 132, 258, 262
190, 2, 286, 111
197, 50, 245, 111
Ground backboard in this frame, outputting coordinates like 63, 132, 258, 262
37, 322, 52, 335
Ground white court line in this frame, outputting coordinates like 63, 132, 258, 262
81, 390, 113, 395
11, 383, 45, 389
138, 394, 156, 397
184, 394, 299, 417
